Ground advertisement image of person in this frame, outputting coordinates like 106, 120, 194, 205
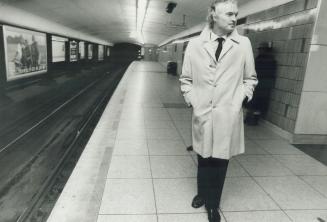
13, 38, 24, 72
180, 0, 258, 221
22, 39, 32, 70
30, 35, 40, 69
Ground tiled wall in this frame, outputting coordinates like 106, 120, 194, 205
157, 43, 184, 74
143, 46, 158, 61
157, 45, 173, 67
243, 0, 319, 133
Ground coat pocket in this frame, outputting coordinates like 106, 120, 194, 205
192, 111, 210, 148
232, 85, 246, 110
185, 90, 197, 108
184, 91, 193, 107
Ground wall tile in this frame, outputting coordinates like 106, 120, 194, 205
282, 0, 306, 15
292, 25, 306, 39
303, 38, 311, 53
305, 24, 315, 38
272, 41, 284, 53
306, 0, 319, 9
243, 0, 320, 133
266, 6, 280, 20
290, 94, 300, 107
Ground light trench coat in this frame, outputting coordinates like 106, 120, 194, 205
180, 26, 258, 159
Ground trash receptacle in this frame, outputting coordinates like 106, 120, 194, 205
167, 61, 177, 75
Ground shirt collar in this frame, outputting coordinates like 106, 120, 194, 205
200, 25, 241, 44
210, 30, 227, 42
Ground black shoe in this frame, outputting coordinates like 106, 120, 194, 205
191, 194, 205, 208
186, 145, 193, 151
206, 208, 220, 222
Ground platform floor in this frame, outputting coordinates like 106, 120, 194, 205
47, 61, 327, 222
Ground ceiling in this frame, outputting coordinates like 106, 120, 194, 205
0, 0, 254, 45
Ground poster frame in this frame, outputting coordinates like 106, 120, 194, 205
69, 40, 78, 62
79, 41, 85, 60
51, 35, 68, 63
98, 44, 104, 61
87, 43, 93, 60
2, 25, 48, 81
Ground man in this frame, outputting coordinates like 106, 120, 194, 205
180, 1, 258, 221
22, 39, 32, 71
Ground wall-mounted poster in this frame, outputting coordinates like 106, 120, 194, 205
52, 35, 68, 62
79, 41, 85, 59
88, 44, 93, 60
106, 47, 110, 57
70, 40, 78, 62
98, 45, 104, 61
3, 25, 47, 81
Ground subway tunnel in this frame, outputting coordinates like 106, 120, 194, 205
0, 0, 327, 221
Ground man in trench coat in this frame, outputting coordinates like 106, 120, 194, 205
180, 0, 258, 221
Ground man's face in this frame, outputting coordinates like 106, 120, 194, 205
212, 2, 238, 33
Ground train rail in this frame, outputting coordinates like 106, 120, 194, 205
0, 65, 126, 222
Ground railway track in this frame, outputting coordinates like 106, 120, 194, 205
0, 65, 126, 222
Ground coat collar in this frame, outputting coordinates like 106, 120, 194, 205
199, 25, 241, 43
200, 26, 241, 62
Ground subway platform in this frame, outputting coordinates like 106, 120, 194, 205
47, 61, 327, 222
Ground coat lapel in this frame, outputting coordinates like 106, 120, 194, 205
200, 26, 241, 63
218, 38, 233, 62
199, 26, 216, 62
213, 30, 241, 83
219, 30, 241, 61
203, 41, 217, 62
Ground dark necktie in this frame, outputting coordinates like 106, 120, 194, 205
215, 37, 224, 61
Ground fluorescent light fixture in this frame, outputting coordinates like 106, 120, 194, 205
136, 0, 148, 44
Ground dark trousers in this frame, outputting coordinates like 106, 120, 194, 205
197, 155, 229, 208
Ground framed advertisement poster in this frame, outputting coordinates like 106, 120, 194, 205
98, 45, 104, 61
79, 41, 85, 59
69, 40, 78, 62
3, 25, 47, 81
88, 44, 93, 60
52, 35, 68, 63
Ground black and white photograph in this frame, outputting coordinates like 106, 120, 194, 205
0, 0, 326, 222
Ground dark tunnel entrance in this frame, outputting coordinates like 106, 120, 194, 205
111, 43, 141, 66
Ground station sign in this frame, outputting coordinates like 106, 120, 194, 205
69, 41, 78, 62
